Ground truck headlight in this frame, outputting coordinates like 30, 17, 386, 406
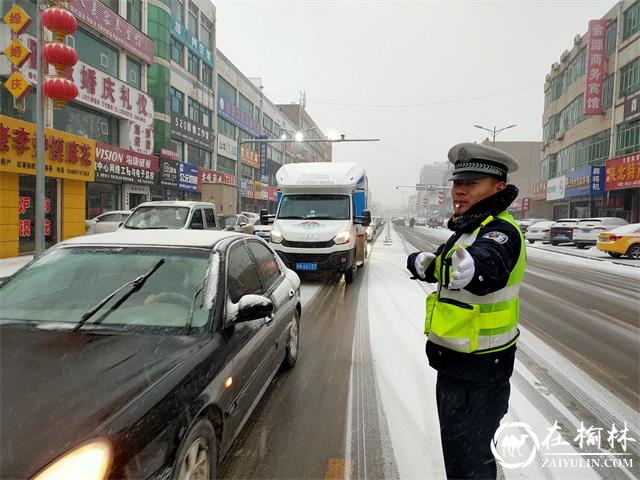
270, 229, 283, 244
33, 439, 112, 480
333, 231, 351, 245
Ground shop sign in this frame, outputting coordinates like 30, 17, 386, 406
19, 194, 53, 239
160, 148, 179, 162
218, 133, 237, 160
217, 95, 261, 137
259, 135, 267, 178
240, 177, 252, 198
565, 166, 605, 197
199, 167, 237, 187
624, 91, 640, 122
159, 158, 179, 189
584, 19, 607, 115
4, 70, 30, 99
252, 180, 268, 200
5, 39, 30, 68
0, 114, 95, 181
531, 180, 547, 201
240, 143, 259, 168
605, 153, 640, 191
95, 142, 158, 186
546, 175, 566, 201
170, 18, 213, 67
267, 186, 278, 202
3, 4, 31, 35
171, 113, 214, 151
178, 162, 199, 192
67, 0, 153, 64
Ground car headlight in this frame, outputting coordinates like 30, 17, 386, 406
270, 229, 283, 243
333, 230, 351, 245
33, 439, 111, 480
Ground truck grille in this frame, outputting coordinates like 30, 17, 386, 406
281, 239, 335, 248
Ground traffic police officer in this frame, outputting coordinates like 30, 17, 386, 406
406, 142, 525, 480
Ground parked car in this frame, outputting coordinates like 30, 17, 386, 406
0, 229, 301, 479
572, 217, 629, 249
220, 214, 255, 235
596, 223, 640, 259
549, 218, 580, 245
524, 220, 556, 244
517, 218, 550, 234
85, 210, 131, 235
123, 201, 219, 230
252, 217, 273, 240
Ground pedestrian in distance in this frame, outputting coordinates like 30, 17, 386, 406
410, 217, 416, 229
406, 142, 526, 480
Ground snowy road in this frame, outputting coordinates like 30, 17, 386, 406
219, 223, 638, 479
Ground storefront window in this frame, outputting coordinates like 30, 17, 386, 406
623, 1, 640, 41
127, 0, 142, 30
126, 57, 142, 89
54, 102, 119, 145
218, 75, 237, 103
18, 176, 57, 254
619, 57, 640, 98
187, 145, 210, 167
174, 140, 185, 161
218, 116, 236, 138
87, 182, 119, 219
73, 28, 119, 77
217, 155, 236, 175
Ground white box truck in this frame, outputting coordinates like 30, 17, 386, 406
267, 162, 371, 283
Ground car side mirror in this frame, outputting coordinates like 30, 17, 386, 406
358, 210, 372, 226
239, 222, 247, 227
191, 222, 204, 230
237, 295, 273, 323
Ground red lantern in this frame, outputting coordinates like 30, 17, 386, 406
44, 77, 78, 108
43, 42, 78, 75
41, 7, 77, 42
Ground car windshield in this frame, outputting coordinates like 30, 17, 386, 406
0, 247, 212, 330
278, 194, 351, 220
221, 216, 237, 227
125, 206, 190, 229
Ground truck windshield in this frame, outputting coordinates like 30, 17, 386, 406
278, 194, 351, 220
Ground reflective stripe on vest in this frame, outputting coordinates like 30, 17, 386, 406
425, 211, 526, 354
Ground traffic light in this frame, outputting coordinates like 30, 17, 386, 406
438, 190, 445, 205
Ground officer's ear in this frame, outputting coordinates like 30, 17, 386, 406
494, 179, 507, 192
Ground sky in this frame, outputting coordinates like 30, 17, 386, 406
214, 0, 615, 208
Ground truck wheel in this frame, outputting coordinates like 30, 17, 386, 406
345, 257, 357, 284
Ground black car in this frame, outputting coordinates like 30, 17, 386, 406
0, 229, 301, 479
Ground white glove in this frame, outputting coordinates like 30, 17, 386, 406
448, 247, 475, 289
414, 252, 436, 278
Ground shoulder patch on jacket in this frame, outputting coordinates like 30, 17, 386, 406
482, 231, 509, 244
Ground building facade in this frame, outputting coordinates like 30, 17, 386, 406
540, 0, 640, 222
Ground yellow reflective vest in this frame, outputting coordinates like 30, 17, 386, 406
425, 211, 526, 354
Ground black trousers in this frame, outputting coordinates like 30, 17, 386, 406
436, 373, 511, 480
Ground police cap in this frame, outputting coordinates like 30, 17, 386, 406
448, 142, 519, 182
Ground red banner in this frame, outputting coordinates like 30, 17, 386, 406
584, 19, 607, 115
605, 153, 640, 190
267, 186, 278, 202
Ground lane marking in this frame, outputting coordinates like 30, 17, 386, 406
325, 458, 354, 480
590, 309, 640, 335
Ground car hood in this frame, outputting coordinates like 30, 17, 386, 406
0, 324, 206, 478
274, 219, 351, 242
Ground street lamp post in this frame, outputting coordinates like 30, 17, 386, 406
473, 124, 517, 146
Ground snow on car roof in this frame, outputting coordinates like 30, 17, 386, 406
133, 201, 216, 208
57, 229, 242, 249
606, 223, 640, 235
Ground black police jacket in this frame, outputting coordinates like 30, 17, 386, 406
406, 185, 523, 384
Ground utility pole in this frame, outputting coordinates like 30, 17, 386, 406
35, 0, 46, 257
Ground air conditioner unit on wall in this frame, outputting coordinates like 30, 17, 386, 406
561, 50, 569, 62
556, 131, 564, 140
552, 62, 560, 71
574, 34, 582, 46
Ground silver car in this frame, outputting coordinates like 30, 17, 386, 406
123, 201, 219, 231
85, 210, 132, 235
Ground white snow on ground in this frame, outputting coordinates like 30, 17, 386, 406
364, 227, 635, 480
527, 242, 639, 268
0, 255, 32, 279
526, 245, 640, 278
299, 282, 323, 307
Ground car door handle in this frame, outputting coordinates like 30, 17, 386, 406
265, 314, 273, 325
288, 289, 295, 299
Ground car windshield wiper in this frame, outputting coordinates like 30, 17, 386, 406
144, 226, 170, 229
278, 216, 304, 219
72, 259, 165, 332
183, 276, 207, 335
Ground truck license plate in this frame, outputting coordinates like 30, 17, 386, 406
296, 263, 318, 271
